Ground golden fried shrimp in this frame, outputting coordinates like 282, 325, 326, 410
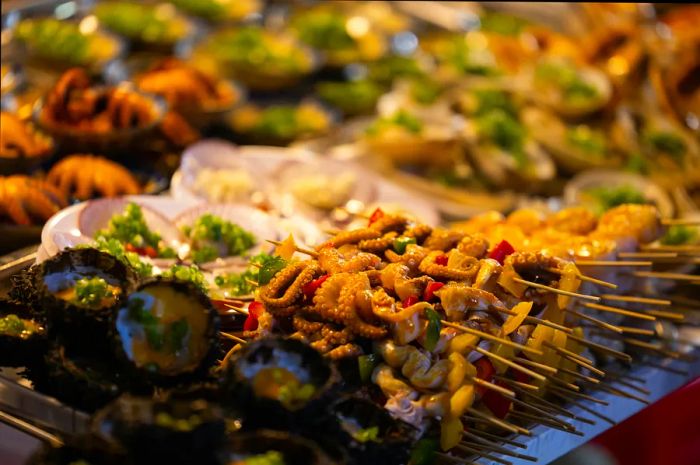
0, 175, 67, 226
47, 154, 141, 200
377, 340, 450, 389
318, 246, 382, 274
419, 250, 479, 282
434, 283, 504, 321
423, 228, 468, 251
546, 207, 597, 235
358, 231, 398, 253
596, 204, 664, 244
456, 234, 489, 258
260, 261, 320, 316
321, 227, 381, 249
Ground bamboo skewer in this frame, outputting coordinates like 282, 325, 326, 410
603, 374, 651, 396
512, 278, 600, 301
633, 271, 700, 282
454, 445, 514, 465
547, 267, 617, 289
492, 306, 572, 333
618, 252, 678, 259
266, 239, 319, 258
513, 357, 558, 374
556, 366, 601, 384
643, 309, 685, 320
619, 326, 656, 336
472, 377, 516, 397
508, 411, 582, 436
600, 294, 672, 306
548, 386, 609, 405
542, 341, 595, 366
548, 391, 616, 425
565, 308, 624, 333
583, 302, 657, 321
565, 332, 632, 362
461, 433, 538, 461
507, 396, 575, 431
469, 431, 527, 449
220, 332, 248, 344
440, 320, 543, 356
466, 408, 531, 435
544, 345, 605, 377
575, 260, 652, 267
473, 346, 546, 382
594, 384, 649, 405
494, 375, 540, 392
507, 384, 596, 425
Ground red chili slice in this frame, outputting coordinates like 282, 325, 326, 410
487, 240, 515, 265
474, 357, 496, 396
243, 301, 264, 331
435, 254, 449, 266
368, 207, 385, 226
402, 295, 419, 308
423, 281, 444, 302
302, 274, 329, 299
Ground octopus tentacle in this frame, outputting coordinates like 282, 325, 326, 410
320, 228, 380, 249
260, 261, 320, 316
457, 235, 490, 258
327, 343, 363, 360
358, 231, 398, 254
370, 214, 411, 235
318, 247, 382, 274
419, 251, 479, 281
405, 223, 433, 243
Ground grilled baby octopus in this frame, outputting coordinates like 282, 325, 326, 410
47, 154, 141, 200
313, 273, 387, 339
419, 250, 479, 282
259, 261, 321, 317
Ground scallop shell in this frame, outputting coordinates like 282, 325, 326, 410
78, 198, 184, 247
271, 158, 379, 220
174, 203, 282, 270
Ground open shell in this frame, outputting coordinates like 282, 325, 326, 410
78, 198, 184, 250
226, 430, 335, 465
174, 203, 281, 269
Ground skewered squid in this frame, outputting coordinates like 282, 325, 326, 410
259, 261, 321, 317
419, 250, 479, 281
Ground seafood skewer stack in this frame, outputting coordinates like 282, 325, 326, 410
248, 203, 698, 459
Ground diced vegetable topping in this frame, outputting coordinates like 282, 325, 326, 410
96, 203, 176, 259
74, 276, 116, 307
183, 213, 255, 263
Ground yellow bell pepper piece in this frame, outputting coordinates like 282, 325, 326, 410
502, 301, 533, 336
448, 333, 479, 354
447, 352, 467, 392
490, 343, 516, 374
440, 417, 464, 451
450, 384, 476, 419
275, 234, 297, 261
557, 262, 581, 310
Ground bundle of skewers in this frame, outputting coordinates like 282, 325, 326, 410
221, 203, 699, 463
2, 202, 698, 465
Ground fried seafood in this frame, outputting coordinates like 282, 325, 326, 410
39, 68, 160, 133
252, 203, 680, 451
47, 154, 141, 200
136, 59, 239, 113
0, 112, 53, 160
0, 175, 67, 226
